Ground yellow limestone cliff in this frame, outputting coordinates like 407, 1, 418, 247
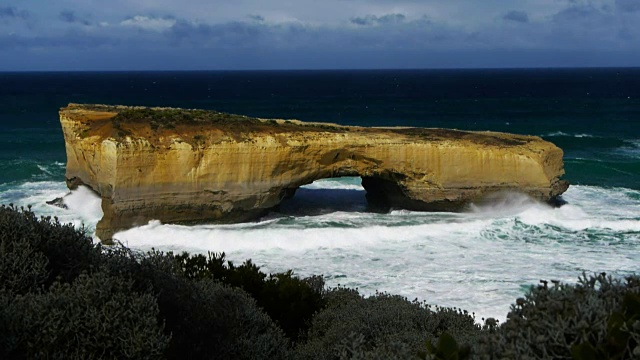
59, 104, 569, 241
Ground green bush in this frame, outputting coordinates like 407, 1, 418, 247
173, 251, 327, 341
294, 288, 479, 360
0, 207, 291, 359
0, 232, 49, 295
100, 249, 291, 359
3, 205, 640, 359
471, 273, 640, 359
0, 205, 102, 289
0, 271, 169, 359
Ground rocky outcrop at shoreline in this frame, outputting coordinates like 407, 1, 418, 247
59, 103, 568, 241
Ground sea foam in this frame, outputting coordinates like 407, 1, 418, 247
2, 177, 639, 322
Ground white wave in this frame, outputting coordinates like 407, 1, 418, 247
544, 131, 569, 137
3, 180, 640, 322
301, 177, 364, 191
468, 192, 542, 218
542, 131, 596, 138
0, 181, 103, 235
464, 187, 640, 233
615, 139, 640, 159
63, 185, 103, 225
36, 164, 54, 176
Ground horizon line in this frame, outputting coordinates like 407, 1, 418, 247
2, 65, 640, 73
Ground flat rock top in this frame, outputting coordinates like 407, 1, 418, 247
61, 103, 543, 149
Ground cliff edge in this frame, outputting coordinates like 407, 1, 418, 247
59, 104, 569, 241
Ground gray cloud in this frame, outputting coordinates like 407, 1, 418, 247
616, 0, 640, 13
1, 0, 639, 70
553, 4, 603, 22
350, 13, 406, 26
0, 6, 29, 20
503, 10, 529, 23
0, 32, 116, 50
164, 18, 272, 50
59, 10, 91, 26
120, 15, 177, 32
247, 14, 265, 22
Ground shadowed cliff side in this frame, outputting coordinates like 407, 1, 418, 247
59, 103, 568, 242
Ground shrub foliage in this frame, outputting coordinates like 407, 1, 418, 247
1, 205, 638, 359
295, 287, 479, 359
470, 273, 640, 359
173, 251, 327, 341
0, 271, 169, 359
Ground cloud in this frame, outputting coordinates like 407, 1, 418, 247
503, 10, 529, 23
1, 0, 639, 70
616, 0, 640, 13
553, 4, 603, 22
0, 6, 29, 20
248, 14, 265, 22
120, 15, 177, 31
0, 32, 116, 50
59, 10, 91, 26
350, 13, 406, 26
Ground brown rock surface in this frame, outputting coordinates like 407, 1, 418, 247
59, 103, 569, 241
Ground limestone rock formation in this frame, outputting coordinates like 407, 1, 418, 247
59, 104, 569, 241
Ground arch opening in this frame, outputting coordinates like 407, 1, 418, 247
275, 176, 392, 217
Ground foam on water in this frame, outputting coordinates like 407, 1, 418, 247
1, 176, 638, 322
542, 131, 597, 138
615, 139, 640, 159
301, 177, 365, 191
0, 182, 102, 235
62, 185, 104, 226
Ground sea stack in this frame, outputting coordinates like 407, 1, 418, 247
59, 104, 569, 241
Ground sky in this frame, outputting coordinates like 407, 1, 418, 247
1, 0, 639, 70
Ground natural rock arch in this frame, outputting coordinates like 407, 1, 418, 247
59, 104, 568, 242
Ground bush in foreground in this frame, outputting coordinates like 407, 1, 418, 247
0, 204, 102, 293
1, 205, 639, 359
469, 273, 640, 359
173, 251, 327, 341
0, 271, 169, 359
115, 250, 291, 359
295, 287, 479, 359
0, 206, 291, 359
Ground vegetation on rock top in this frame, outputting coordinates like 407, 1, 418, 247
112, 108, 258, 130
69, 104, 538, 148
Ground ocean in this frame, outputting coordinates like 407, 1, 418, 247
1, 68, 638, 321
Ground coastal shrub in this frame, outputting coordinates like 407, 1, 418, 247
0, 271, 169, 360
470, 273, 640, 359
173, 251, 327, 341
294, 287, 480, 359
102, 249, 290, 359
0, 232, 49, 295
5, 205, 640, 359
151, 268, 290, 359
190, 280, 291, 360
0, 208, 291, 359
0, 205, 101, 289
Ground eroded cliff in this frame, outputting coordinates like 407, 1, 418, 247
59, 104, 568, 241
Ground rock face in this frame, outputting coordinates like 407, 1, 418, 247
59, 104, 569, 241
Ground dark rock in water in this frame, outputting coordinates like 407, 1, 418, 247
47, 197, 68, 209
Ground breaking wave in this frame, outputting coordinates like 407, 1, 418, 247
1, 176, 638, 322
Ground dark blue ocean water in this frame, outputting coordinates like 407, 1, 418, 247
1, 68, 639, 189
1, 69, 639, 321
